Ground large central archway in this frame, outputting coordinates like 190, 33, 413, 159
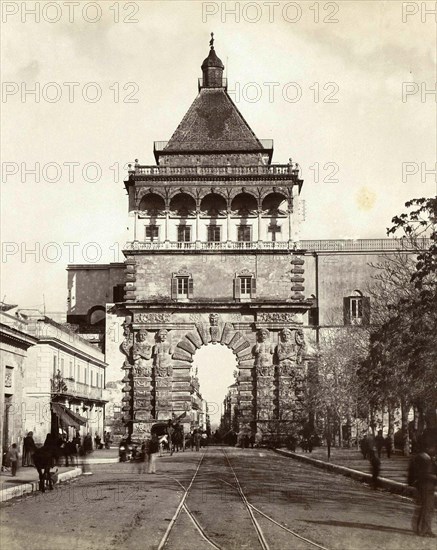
117, 307, 309, 443
192, 343, 237, 430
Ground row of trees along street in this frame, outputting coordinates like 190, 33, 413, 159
306, 197, 436, 455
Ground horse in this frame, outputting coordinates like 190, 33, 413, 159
33, 446, 56, 492
172, 427, 184, 453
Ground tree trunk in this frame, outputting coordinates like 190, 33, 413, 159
400, 398, 410, 456
338, 411, 343, 448
369, 406, 376, 437
387, 403, 395, 450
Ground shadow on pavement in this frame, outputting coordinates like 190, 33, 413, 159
304, 519, 416, 536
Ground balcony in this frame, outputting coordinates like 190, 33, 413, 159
129, 162, 297, 179
124, 240, 295, 252
51, 375, 104, 402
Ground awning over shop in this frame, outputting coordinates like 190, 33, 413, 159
51, 402, 87, 430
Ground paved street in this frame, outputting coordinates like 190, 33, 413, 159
1, 447, 435, 550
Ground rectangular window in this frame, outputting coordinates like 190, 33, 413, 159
172, 275, 193, 300
60, 358, 64, 377
234, 275, 256, 299
268, 224, 281, 242
91, 371, 94, 387
177, 226, 191, 242
237, 226, 251, 242
145, 225, 159, 241
350, 298, 363, 320
53, 356, 57, 376
113, 284, 124, 302
69, 361, 73, 379
240, 277, 252, 296
207, 226, 221, 242
84, 366, 87, 384
177, 277, 189, 297
344, 296, 370, 325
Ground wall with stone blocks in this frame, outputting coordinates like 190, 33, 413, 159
127, 252, 297, 301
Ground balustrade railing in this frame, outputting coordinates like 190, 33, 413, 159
124, 241, 293, 251
124, 238, 429, 253
300, 238, 429, 252
130, 163, 295, 177
52, 377, 104, 401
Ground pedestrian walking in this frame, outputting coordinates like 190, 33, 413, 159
194, 430, 201, 452
9, 443, 19, 477
368, 446, 380, 489
375, 430, 385, 458
22, 431, 36, 466
147, 434, 159, 474
384, 436, 392, 459
137, 441, 147, 474
408, 435, 436, 538
81, 433, 93, 475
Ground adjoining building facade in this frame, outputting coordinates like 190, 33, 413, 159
1, 311, 38, 458
66, 40, 418, 441
1, 309, 107, 449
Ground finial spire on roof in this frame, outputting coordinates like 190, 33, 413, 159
209, 32, 214, 49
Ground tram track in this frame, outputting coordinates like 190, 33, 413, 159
158, 447, 332, 550
221, 449, 330, 550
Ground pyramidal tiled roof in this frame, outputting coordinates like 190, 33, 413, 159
164, 88, 264, 152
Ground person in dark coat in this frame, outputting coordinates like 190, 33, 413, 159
22, 431, 36, 466
375, 430, 385, 458
83, 433, 93, 454
409, 435, 437, 537
385, 435, 392, 458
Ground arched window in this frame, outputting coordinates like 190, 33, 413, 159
88, 306, 105, 326
200, 194, 227, 217
169, 193, 196, 217
261, 193, 288, 217
138, 193, 165, 216
230, 193, 257, 217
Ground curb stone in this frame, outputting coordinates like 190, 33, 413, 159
0, 467, 82, 503
274, 448, 437, 502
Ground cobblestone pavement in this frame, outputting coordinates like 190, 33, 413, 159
1, 447, 435, 550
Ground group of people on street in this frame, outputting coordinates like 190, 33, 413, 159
119, 434, 160, 474
3, 429, 105, 477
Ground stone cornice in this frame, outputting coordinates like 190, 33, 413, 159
0, 323, 38, 349
121, 300, 312, 311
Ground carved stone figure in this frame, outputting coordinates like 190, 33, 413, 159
209, 313, 219, 326
276, 327, 298, 376
133, 330, 153, 376
295, 328, 305, 364
209, 312, 220, 343
120, 321, 134, 363
253, 329, 274, 377
153, 329, 173, 377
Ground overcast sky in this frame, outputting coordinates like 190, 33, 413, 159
2, 0, 436, 315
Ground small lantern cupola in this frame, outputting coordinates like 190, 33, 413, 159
201, 33, 225, 88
